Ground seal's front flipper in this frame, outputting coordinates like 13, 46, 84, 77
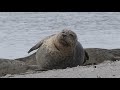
83, 50, 89, 64
28, 34, 56, 53
28, 41, 43, 53
85, 50, 89, 60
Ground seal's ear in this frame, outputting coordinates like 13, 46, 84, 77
28, 41, 43, 53
84, 50, 89, 61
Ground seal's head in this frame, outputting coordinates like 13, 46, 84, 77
59, 29, 77, 47
56, 29, 78, 48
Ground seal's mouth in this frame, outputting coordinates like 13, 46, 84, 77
59, 33, 70, 46
60, 39, 69, 46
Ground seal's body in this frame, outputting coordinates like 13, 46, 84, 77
0, 59, 28, 76
28, 29, 87, 70
84, 48, 120, 65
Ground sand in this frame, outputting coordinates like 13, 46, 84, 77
2, 60, 120, 78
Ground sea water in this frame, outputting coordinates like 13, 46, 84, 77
0, 12, 120, 59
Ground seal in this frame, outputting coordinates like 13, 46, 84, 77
0, 29, 89, 76
28, 29, 88, 70
83, 48, 120, 65
0, 58, 40, 77
0, 59, 28, 76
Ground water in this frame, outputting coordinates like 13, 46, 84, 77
0, 12, 120, 59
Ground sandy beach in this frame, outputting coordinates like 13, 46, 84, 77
1, 60, 120, 78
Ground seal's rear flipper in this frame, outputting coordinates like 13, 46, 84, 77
28, 65, 48, 71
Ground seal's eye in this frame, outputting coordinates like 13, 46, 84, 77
62, 31, 65, 33
70, 34, 74, 37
